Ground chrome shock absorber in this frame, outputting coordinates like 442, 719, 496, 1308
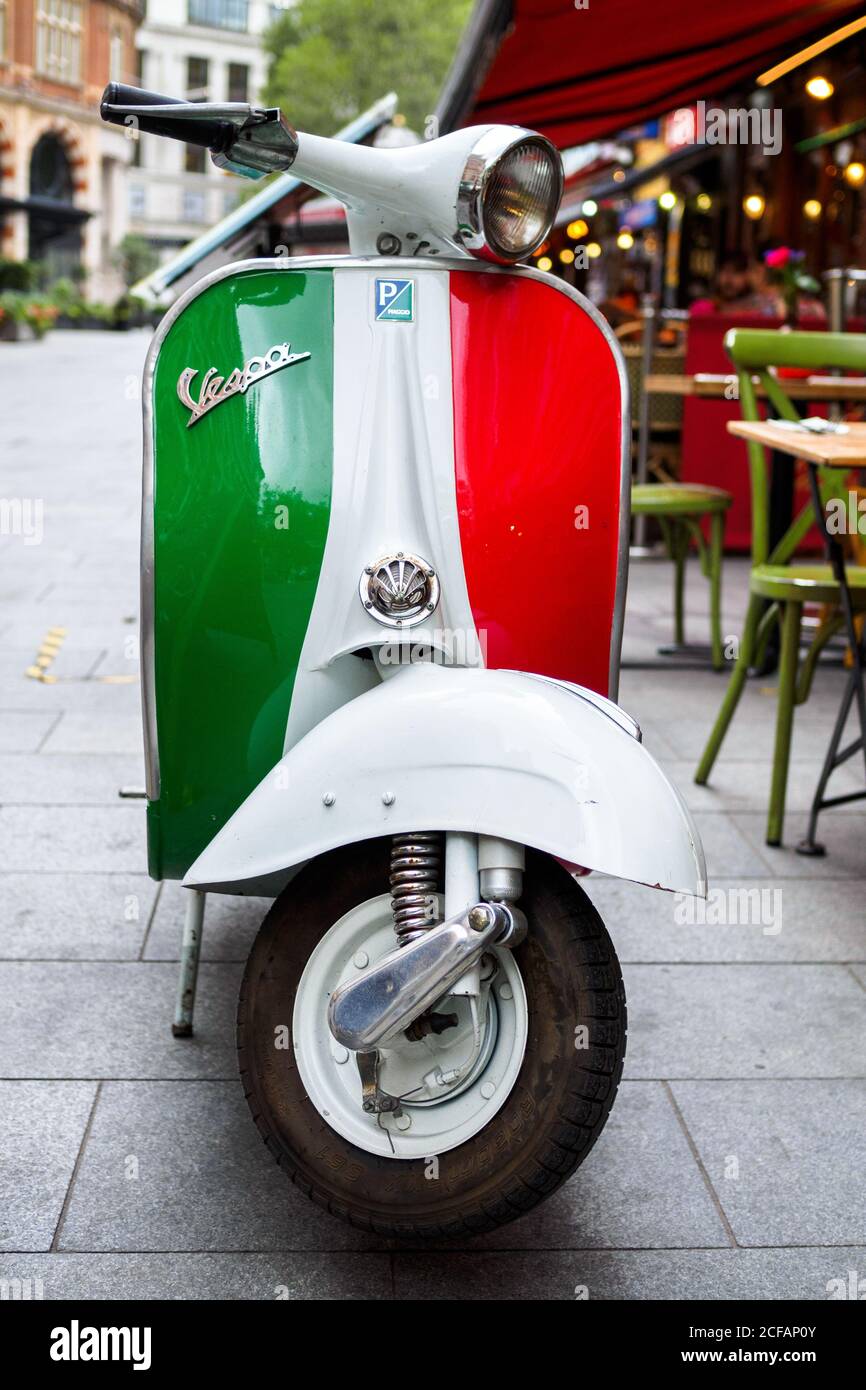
389, 832, 443, 945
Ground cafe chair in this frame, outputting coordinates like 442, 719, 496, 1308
695, 328, 866, 845
631, 482, 732, 669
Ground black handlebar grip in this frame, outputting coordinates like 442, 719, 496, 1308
100, 83, 233, 151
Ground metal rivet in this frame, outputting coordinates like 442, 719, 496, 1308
333, 1046, 349, 1065
499, 983, 513, 1001
322, 791, 336, 806
353, 950, 369, 969
480, 1081, 496, 1099
382, 791, 395, 806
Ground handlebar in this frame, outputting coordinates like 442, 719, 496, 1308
100, 83, 236, 151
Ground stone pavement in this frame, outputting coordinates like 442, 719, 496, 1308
0, 330, 864, 1301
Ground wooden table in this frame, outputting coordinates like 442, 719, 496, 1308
727, 418, 866, 853
728, 418, 866, 463
646, 373, 866, 401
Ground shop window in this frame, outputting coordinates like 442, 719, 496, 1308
188, 0, 248, 32
183, 189, 206, 222
185, 145, 207, 174
228, 63, 249, 104
35, 0, 84, 85
186, 56, 209, 100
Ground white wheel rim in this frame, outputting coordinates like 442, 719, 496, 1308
293, 894, 528, 1159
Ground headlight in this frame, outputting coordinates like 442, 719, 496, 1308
457, 130, 563, 264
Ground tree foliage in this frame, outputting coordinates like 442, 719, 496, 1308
264, 0, 471, 136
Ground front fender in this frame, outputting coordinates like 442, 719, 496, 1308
183, 664, 706, 897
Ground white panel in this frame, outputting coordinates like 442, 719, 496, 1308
283, 264, 484, 752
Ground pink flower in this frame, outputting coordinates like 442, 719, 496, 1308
764, 247, 792, 268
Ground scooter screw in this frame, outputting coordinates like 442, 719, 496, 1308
468, 906, 490, 931
322, 792, 336, 806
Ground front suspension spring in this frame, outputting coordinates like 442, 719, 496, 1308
389, 831, 443, 945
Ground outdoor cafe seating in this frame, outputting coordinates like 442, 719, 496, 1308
636, 321, 866, 852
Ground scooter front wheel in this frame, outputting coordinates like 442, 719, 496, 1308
237, 839, 626, 1239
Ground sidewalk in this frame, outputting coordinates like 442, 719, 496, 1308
1, 330, 864, 1300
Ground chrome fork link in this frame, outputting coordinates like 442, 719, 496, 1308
389, 831, 443, 945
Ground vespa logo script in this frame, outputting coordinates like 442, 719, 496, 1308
177, 341, 311, 427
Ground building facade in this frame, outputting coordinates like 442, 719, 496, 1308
0, 0, 142, 296
131, 0, 272, 256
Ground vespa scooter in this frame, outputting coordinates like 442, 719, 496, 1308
100, 84, 706, 1238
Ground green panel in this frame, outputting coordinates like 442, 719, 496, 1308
149, 268, 333, 879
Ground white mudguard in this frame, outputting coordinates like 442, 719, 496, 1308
184, 664, 706, 897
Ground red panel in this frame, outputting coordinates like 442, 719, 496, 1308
450, 271, 622, 697
462, 1, 861, 147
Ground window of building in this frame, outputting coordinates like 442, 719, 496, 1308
129, 184, 146, 217
188, 0, 248, 32
109, 29, 124, 83
227, 63, 249, 104
35, 0, 84, 85
183, 189, 206, 222
185, 144, 207, 174
186, 56, 209, 100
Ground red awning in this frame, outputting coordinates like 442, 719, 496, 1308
440, 0, 866, 147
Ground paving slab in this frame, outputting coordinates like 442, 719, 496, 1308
0, 1252, 392, 1299
58, 1081, 385, 1253
0, 874, 157, 959
40, 713, 143, 755
0, 963, 239, 1078
144, 883, 270, 962
0, 754, 144, 806
0, 805, 146, 872
653, 714, 843, 763
623, 963, 866, 1078
659, 758, 864, 815
0, 1081, 96, 1251
429, 1081, 728, 1251
583, 876, 866, 963
392, 1246, 866, 1300
0, 711, 59, 753
731, 811, 866, 879
671, 1080, 866, 1247
689, 812, 772, 878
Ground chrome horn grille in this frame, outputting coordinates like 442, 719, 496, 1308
359, 552, 439, 628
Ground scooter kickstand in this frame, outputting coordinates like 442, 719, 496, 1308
172, 889, 206, 1038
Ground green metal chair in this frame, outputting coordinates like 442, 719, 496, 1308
631, 482, 732, 669
695, 328, 866, 845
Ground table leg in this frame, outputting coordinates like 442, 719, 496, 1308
796, 463, 866, 855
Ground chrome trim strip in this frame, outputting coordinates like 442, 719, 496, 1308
141, 253, 630, 798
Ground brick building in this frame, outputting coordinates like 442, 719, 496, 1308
0, 0, 142, 297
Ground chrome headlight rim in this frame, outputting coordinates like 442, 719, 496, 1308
456, 128, 563, 265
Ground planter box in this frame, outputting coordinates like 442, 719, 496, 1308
0, 319, 36, 342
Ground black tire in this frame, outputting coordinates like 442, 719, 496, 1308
237, 838, 626, 1239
